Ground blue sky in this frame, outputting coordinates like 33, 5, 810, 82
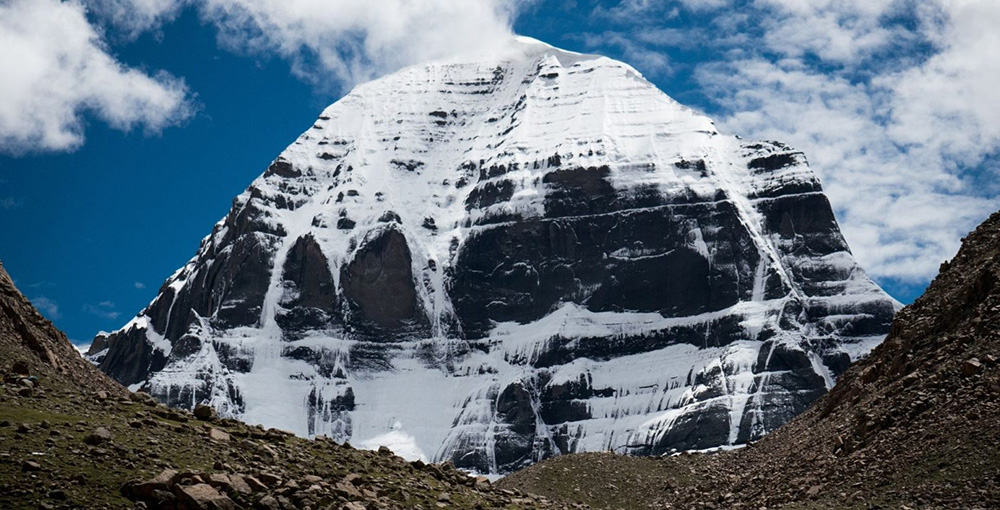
1, 0, 997, 345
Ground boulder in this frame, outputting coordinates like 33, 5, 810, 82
11, 360, 30, 376
208, 428, 230, 442
962, 358, 982, 376
175, 483, 235, 510
126, 469, 179, 499
83, 427, 112, 445
254, 495, 280, 510
227, 474, 253, 495
244, 476, 268, 492
256, 473, 282, 487
194, 404, 217, 421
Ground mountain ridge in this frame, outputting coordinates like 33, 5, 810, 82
92, 37, 899, 473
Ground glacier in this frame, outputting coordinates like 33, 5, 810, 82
92, 37, 900, 474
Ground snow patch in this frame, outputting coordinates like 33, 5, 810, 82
357, 422, 428, 462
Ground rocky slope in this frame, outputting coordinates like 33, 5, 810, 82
0, 261, 125, 398
0, 389, 573, 510
93, 37, 898, 474
0, 262, 568, 510
503, 210, 1000, 509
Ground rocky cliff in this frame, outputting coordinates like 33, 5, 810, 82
93, 37, 898, 474
503, 210, 1000, 509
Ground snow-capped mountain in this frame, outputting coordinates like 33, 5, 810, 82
93, 37, 899, 474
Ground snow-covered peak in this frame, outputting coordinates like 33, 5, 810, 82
95, 38, 899, 475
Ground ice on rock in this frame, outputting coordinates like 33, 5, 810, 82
94, 37, 900, 474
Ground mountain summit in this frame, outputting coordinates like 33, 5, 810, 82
92, 37, 898, 473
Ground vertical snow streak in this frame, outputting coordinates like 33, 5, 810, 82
751, 255, 768, 302
705, 136, 800, 300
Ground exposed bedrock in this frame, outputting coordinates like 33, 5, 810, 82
277, 234, 340, 338
341, 226, 429, 338
451, 197, 772, 338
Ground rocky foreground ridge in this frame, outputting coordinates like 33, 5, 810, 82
92, 37, 898, 473
0, 261, 125, 399
503, 210, 1000, 509
0, 261, 573, 510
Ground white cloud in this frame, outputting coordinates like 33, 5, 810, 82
86, 0, 189, 38
203, 0, 523, 89
587, 0, 999, 286
592, 0, 678, 21
880, 1, 1000, 171
89, 0, 524, 91
0, 0, 192, 155
703, 0, 999, 283
753, 0, 904, 64
30, 296, 60, 320
571, 32, 673, 77
83, 301, 121, 320
134, 281, 146, 289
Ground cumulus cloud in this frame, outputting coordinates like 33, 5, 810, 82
87, 0, 524, 90
753, 0, 906, 64
211, 0, 523, 88
86, 0, 190, 38
570, 31, 673, 77
881, 1, 1000, 172
590, 0, 1000, 285
0, 0, 192, 155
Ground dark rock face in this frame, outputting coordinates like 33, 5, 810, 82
493, 382, 539, 472
93, 39, 899, 474
87, 333, 109, 356
340, 226, 428, 338
98, 323, 168, 388
209, 232, 277, 331
452, 198, 764, 338
276, 235, 340, 338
